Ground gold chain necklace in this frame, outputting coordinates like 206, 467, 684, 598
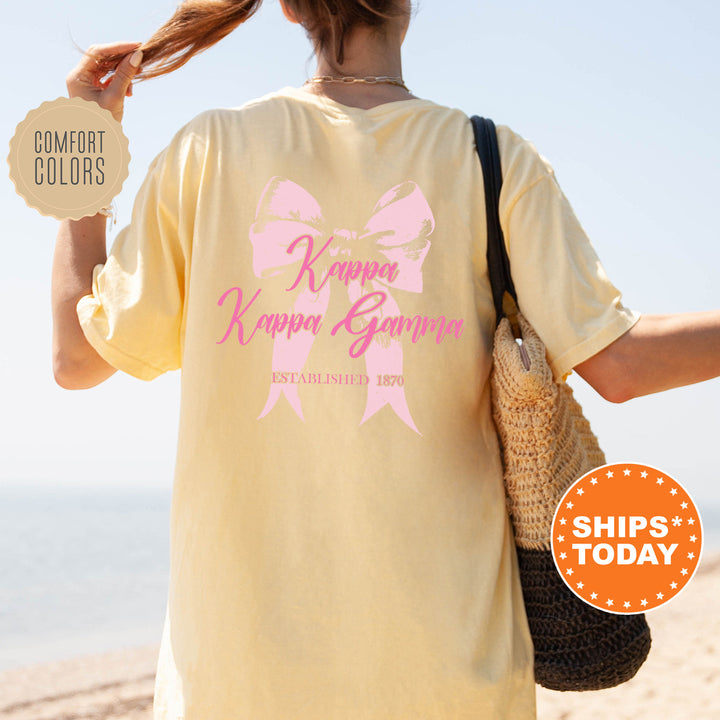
305, 75, 410, 92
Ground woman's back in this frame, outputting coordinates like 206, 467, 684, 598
75, 85, 638, 718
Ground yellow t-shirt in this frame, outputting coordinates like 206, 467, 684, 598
77, 85, 640, 720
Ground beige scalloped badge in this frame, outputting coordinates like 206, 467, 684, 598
8, 97, 130, 220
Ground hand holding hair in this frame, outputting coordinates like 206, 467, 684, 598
65, 41, 144, 122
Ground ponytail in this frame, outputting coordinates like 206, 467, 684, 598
93, 0, 409, 81
118, 0, 262, 80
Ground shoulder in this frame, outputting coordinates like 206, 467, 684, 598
163, 108, 228, 151
495, 123, 556, 196
162, 89, 295, 152
149, 103, 250, 174
470, 120, 570, 225
461, 114, 557, 199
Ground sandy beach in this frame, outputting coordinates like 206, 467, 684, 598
1, 553, 718, 720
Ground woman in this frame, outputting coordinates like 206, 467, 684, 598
53, 1, 720, 719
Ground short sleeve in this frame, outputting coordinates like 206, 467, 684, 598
497, 128, 641, 381
76, 120, 202, 381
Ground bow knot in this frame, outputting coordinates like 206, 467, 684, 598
331, 227, 358, 255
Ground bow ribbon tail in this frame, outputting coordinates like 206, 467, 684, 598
258, 283, 331, 421
353, 288, 421, 435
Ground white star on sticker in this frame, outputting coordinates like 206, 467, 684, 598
566, 568, 574, 576
557, 535, 565, 542
560, 517, 567, 525
577, 488, 585, 495
687, 552, 695, 560
591, 592, 598, 600
681, 568, 688, 576
577, 582, 584, 589
670, 582, 678, 589
606, 599, 614, 607
670, 488, 678, 496
566, 501, 574, 509
624, 601, 631, 608
681, 502, 688, 509
623, 469, 631, 476
560, 552, 567, 560
641, 599, 648, 607
656, 478, 664, 485
606, 471, 614, 478
657, 592, 664, 600
590, 478, 598, 485
688, 518, 695, 526
640, 471, 648, 478
690, 535, 697, 542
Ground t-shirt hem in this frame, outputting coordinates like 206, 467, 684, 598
77, 301, 168, 382
551, 309, 641, 381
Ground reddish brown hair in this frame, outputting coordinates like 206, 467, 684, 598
96, 0, 409, 81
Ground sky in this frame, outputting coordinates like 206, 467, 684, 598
2, 1, 720, 523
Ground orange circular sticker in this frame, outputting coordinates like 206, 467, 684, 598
551, 462, 703, 614
7, 97, 130, 220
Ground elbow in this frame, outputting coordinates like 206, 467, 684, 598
574, 344, 638, 404
53, 352, 74, 389
54, 373, 89, 391
53, 358, 91, 390
593, 377, 636, 404
53, 351, 114, 390
52, 305, 117, 388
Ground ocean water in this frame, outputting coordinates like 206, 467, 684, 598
0, 482, 718, 673
0, 482, 171, 672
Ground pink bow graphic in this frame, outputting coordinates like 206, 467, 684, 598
249, 176, 435, 433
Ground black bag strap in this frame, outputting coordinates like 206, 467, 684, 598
470, 115, 520, 329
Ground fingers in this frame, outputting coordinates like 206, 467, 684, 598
66, 42, 143, 122
104, 49, 143, 106
67, 42, 141, 86
81, 41, 142, 71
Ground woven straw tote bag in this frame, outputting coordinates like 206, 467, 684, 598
471, 115, 652, 691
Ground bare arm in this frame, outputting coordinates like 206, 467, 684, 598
52, 215, 117, 388
574, 311, 720, 403
52, 42, 143, 389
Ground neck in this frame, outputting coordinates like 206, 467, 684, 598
304, 24, 414, 107
315, 23, 404, 78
